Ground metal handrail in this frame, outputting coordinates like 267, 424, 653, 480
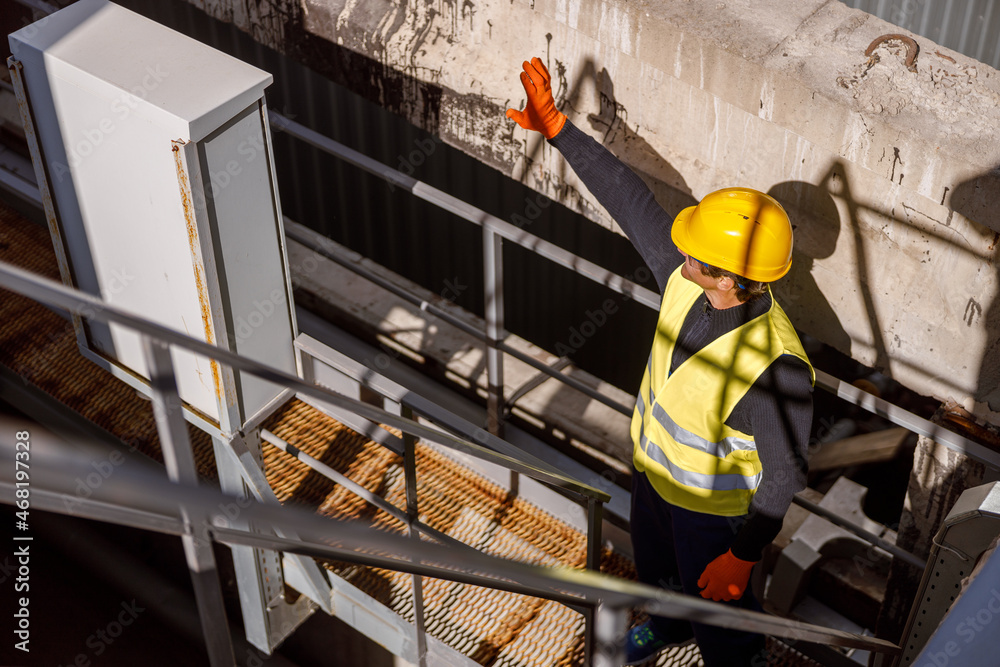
269, 113, 659, 310
284, 219, 633, 416
0, 4, 904, 662
0, 444, 903, 660
0, 260, 608, 504
0, 256, 606, 663
259, 428, 473, 553
0, 256, 905, 663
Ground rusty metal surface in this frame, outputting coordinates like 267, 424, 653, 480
847, 0, 1000, 71
171, 140, 224, 407
865, 33, 920, 72
263, 398, 620, 665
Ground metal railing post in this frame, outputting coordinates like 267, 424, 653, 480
592, 602, 628, 667
141, 336, 235, 667
483, 226, 519, 494
402, 406, 428, 667
483, 227, 505, 438
586, 496, 604, 571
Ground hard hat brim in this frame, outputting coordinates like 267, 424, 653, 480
670, 196, 793, 283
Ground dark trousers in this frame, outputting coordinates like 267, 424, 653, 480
630, 469, 767, 666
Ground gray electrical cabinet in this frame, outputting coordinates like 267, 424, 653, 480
8, 0, 297, 436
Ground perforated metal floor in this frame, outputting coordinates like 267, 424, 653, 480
0, 202, 217, 478
264, 398, 629, 665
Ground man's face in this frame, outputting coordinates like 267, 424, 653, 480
679, 251, 714, 290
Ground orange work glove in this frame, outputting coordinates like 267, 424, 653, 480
697, 549, 756, 602
506, 57, 567, 139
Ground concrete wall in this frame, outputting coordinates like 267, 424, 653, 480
181, 0, 1000, 421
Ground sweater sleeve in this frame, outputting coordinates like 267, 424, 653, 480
728, 355, 814, 562
548, 120, 681, 292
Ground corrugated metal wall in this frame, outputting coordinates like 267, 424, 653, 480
846, 0, 1000, 69
120, 0, 658, 395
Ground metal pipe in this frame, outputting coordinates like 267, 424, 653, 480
813, 369, 1000, 473
497, 339, 632, 416
401, 406, 428, 667
2, 445, 902, 655
217, 525, 900, 653
593, 603, 628, 667
0, 481, 185, 535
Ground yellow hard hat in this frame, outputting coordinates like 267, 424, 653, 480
671, 187, 793, 282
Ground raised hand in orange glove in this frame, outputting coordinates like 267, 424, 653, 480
697, 549, 756, 602
506, 57, 567, 140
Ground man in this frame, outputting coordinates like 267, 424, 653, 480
506, 58, 815, 665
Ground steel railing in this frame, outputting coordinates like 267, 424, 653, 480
0, 107, 974, 666
0, 257, 615, 661
0, 259, 905, 666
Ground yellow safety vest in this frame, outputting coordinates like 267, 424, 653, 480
631, 266, 815, 516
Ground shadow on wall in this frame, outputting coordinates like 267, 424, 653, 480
950, 166, 1000, 413
772, 159, 1000, 417
828, 160, 892, 373
583, 64, 696, 214
521, 56, 697, 219
860, 165, 1000, 650
767, 178, 851, 356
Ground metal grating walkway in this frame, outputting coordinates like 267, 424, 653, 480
262, 398, 716, 666
266, 398, 604, 665
0, 201, 217, 479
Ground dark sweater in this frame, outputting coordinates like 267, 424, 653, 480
550, 120, 814, 561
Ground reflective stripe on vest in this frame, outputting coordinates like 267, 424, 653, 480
631, 266, 814, 516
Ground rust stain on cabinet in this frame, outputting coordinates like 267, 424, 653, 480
172, 140, 223, 403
